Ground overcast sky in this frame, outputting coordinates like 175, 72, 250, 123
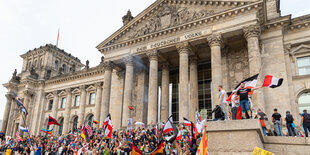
0, 0, 310, 120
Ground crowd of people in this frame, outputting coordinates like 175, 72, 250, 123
214, 84, 310, 138
0, 124, 202, 155
1, 83, 310, 155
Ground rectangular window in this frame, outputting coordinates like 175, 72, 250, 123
89, 93, 95, 105
48, 100, 53, 110
297, 56, 310, 75
74, 95, 80, 107
61, 97, 66, 109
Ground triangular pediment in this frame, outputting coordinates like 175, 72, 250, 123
96, 0, 261, 51
290, 44, 310, 55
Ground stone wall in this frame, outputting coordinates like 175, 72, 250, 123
206, 120, 310, 155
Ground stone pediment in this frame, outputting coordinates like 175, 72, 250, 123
290, 44, 310, 56
96, 0, 261, 51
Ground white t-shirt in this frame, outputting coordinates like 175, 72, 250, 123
219, 90, 227, 103
231, 94, 239, 107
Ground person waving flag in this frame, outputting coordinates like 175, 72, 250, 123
12, 92, 28, 116
103, 114, 113, 139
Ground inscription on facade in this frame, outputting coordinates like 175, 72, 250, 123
135, 31, 203, 52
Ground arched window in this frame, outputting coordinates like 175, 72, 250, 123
298, 91, 310, 114
87, 114, 94, 122
54, 60, 59, 69
62, 64, 66, 72
40, 58, 43, 67
34, 60, 37, 67
72, 116, 78, 132
58, 118, 64, 135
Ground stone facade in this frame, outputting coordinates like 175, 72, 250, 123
2, 0, 310, 137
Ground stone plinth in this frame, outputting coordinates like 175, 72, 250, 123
206, 120, 264, 155
206, 120, 310, 155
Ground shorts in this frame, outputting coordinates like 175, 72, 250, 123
240, 100, 250, 112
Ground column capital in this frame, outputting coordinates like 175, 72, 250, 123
162, 62, 170, 70
103, 61, 114, 71
146, 50, 158, 61
122, 55, 134, 66
53, 90, 59, 96
189, 55, 198, 65
207, 34, 223, 47
79, 85, 86, 91
176, 42, 191, 55
23, 90, 34, 97
65, 88, 72, 94
95, 82, 102, 88
5, 93, 13, 100
243, 24, 261, 40
116, 70, 125, 79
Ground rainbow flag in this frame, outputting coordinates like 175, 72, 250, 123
41, 128, 53, 135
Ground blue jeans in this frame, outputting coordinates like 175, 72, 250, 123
303, 122, 310, 137
274, 121, 283, 136
262, 127, 267, 136
240, 100, 250, 112
286, 123, 296, 136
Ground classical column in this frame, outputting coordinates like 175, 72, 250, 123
147, 50, 159, 126
78, 85, 87, 127
23, 90, 33, 126
122, 55, 134, 128
161, 62, 169, 122
52, 91, 59, 120
1, 94, 13, 133
94, 82, 102, 128
63, 88, 72, 134
100, 61, 113, 126
243, 24, 265, 110
189, 56, 198, 122
207, 34, 223, 107
176, 42, 190, 121
6, 99, 16, 136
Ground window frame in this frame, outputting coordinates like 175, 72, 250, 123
297, 56, 310, 76
60, 97, 66, 109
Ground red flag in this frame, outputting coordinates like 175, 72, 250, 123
128, 105, 133, 110
236, 106, 242, 120
48, 116, 61, 126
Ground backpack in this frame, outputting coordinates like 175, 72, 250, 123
304, 113, 310, 123
286, 114, 294, 123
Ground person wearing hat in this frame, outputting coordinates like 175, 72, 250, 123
231, 90, 239, 120
284, 110, 296, 136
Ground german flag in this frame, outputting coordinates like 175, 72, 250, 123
149, 141, 164, 155
93, 120, 99, 124
81, 126, 90, 142
132, 143, 143, 155
132, 141, 164, 155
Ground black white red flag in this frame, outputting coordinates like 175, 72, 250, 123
262, 75, 283, 88
183, 117, 191, 127
226, 74, 259, 102
103, 114, 112, 139
162, 115, 174, 134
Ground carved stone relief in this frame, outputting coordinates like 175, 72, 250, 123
227, 48, 250, 89
128, 5, 215, 39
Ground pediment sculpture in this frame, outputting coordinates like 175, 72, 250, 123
128, 5, 214, 39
